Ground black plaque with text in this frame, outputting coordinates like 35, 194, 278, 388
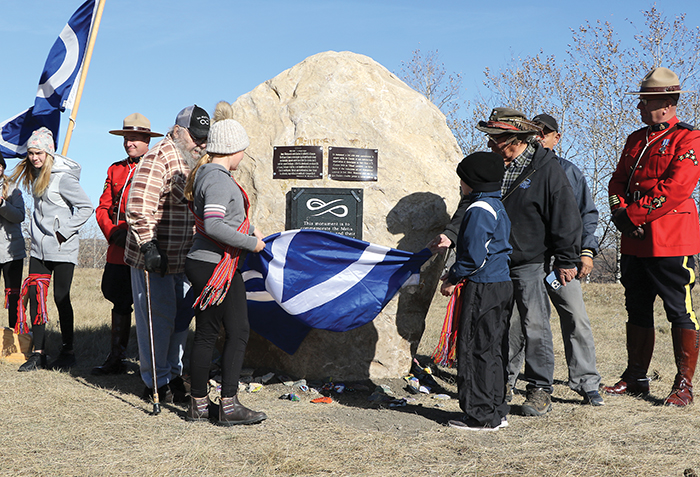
273, 145, 323, 180
289, 187, 363, 239
328, 147, 378, 181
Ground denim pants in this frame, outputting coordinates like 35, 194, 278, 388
131, 268, 194, 389
508, 277, 601, 393
505, 262, 555, 393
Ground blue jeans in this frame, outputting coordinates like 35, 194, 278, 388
130, 268, 194, 389
506, 263, 554, 393
508, 277, 601, 393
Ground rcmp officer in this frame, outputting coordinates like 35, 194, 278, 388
604, 67, 700, 406
92, 113, 163, 375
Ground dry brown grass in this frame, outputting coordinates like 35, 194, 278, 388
1, 269, 700, 476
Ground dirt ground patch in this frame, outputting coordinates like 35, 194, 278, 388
2, 270, 700, 476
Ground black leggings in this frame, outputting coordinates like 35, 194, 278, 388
185, 258, 249, 398
28, 258, 75, 352
2, 259, 23, 329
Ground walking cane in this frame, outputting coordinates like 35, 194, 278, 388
144, 270, 161, 415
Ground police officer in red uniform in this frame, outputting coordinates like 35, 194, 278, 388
91, 114, 163, 375
604, 67, 700, 406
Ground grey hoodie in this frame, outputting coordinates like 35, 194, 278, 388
30, 154, 94, 265
0, 179, 26, 263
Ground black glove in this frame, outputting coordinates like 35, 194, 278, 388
611, 208, 645, 240
140, 240, 168, 277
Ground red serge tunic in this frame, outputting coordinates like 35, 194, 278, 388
608, 116, 700, 257
96, 158, 139, 265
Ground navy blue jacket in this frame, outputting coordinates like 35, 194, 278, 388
557, 157, 599, 255
448, 190, 512, 284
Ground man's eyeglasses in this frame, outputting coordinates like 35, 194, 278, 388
188, 130, 207, 146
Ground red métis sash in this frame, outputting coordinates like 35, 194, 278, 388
190, 180, 250, 311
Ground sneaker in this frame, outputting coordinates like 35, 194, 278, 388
448, 416, 500, 432
18, 352, 47, 372
522, 388, 552, 416
48, 349, 76, 371
497, 417, 509, 429
580, 389, 605, 406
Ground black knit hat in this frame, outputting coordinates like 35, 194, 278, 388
456, 151, 504, 193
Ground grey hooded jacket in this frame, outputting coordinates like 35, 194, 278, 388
0, 179, 26, 263
30, 154, 94, 265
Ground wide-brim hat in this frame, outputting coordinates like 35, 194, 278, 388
109, 113, 163, 137
476, 107, 542, 135
625, 67, 695, 95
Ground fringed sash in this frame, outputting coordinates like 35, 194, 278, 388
431, 281, 465, 367
4, 287, 19, 309
15, 274, 52, 334
190, 180, 250, 311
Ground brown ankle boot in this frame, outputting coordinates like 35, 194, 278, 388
218, 395, 267, 426
186, 395, 210, 421
91, 312, 131, 375
664, 328, 700, 407
602, 323, 655, 395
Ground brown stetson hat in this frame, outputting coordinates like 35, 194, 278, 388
109, 113, 163, 137
625, 67, 695, 95
476, 107, 542, 135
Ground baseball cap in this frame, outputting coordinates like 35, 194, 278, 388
175, 104, 210, 141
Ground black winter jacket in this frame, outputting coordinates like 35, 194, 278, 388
444, 144, 581, 269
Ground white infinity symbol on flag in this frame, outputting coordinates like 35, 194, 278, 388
306, 198, 348, 218
36, 24, 80, 99
262, 230, 389, 314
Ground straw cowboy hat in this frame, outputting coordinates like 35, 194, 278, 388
625, 67, 695, 95
109, 113, 163, 137
476, 107, 542, 135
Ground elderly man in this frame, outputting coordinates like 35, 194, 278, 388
603, 67, 700, 407
92, 113, 163, 375
125, 105, 209, 402
432, 108, 581, 416
506, 113, 603, 406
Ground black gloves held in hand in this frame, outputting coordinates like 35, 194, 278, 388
140, 240, 168, 276
611, 208, 645, 240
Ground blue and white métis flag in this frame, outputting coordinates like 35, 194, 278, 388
0, 0, 97, 158
242, 230, 431, 354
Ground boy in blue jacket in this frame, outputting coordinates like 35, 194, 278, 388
441, 151, 513, 431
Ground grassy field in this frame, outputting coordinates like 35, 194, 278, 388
1, 268, 700, 476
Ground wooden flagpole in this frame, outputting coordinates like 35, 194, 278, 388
60, 0, 106, 156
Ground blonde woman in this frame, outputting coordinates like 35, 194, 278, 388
0, 151, 26, 329
184, 102, 266, 425
11, 127, 94, 372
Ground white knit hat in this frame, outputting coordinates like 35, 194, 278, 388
206, 118, 249, 155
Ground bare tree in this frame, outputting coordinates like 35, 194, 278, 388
469, 6, 700, 280
397, 49, 467, 151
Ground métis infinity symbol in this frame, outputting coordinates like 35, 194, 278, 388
306, 198, 348, 217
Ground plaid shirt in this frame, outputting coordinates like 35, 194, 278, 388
501, 143, 536, 196
124, 135, 195, 273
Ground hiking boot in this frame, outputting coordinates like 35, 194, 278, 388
18, 352, 47, 372
91, 353, 126, 376
522, 388, 552, 416
448, 415, 500, 432
187, 395, 210, 422
169, 375, 189, 403
580, 389, 605, 406
48, 349, 76, 371
142, 385, 174, 404
218, 395, 267, 426
505, 383, 513, 403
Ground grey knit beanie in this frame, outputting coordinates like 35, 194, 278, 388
26, 127, 56, 156
206, 118, 249, 155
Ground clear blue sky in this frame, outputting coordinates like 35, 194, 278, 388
1, 0, 698, 208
